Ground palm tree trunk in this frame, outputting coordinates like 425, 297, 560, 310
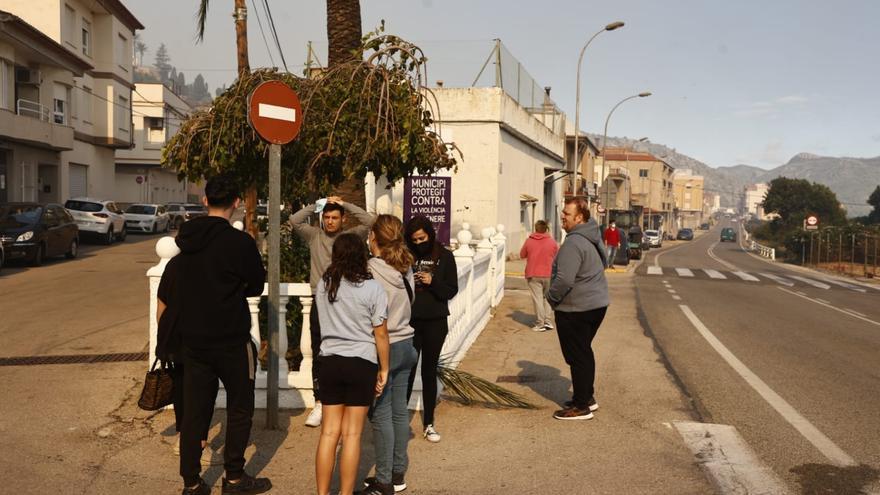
232, 0, 259, 238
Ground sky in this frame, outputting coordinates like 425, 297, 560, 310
128, 0, 880, 170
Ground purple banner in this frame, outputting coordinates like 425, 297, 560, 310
403, 176, 452, 245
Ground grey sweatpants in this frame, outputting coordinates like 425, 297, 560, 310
527, 276, 553, 327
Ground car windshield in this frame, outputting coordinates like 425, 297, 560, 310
0, 205, 43, 229
184, 205, 205, 212
126, 205, 156, 215
723, 228, 734, 234
65, 200, 103, 212
681, 229, 693, 234
645, 230, 659, 236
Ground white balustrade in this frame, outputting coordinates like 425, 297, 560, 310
750, 240, 776, 261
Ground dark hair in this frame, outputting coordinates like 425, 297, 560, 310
322, 233, 372, 303
204, 174, 240, 208
322, 202, 345, 216
404, 215, 442, 261
564, 197, 590, 222
534, 220, 549, 233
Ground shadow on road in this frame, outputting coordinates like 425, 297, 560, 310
790, 462, 879, 495
507, 310, 534, 328
516, 359, 569, 407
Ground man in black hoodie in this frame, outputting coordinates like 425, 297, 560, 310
159, 175, 270, 495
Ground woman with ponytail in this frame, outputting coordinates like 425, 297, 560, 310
361, 214, 419, 495
403, 215, 458, 444
314, 233, 389, 495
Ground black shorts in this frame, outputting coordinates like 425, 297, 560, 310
318, 355, 378, 406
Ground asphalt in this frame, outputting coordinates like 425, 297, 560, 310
0, 230, 716, 494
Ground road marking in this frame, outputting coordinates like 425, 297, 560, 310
797, 291, 807, 296
672, 295, 682, 300
676, 268, 695, 277
707, 241, 740, 271
653, 240, 692, 268
846, 309, 867, 317
816, 298, 830, 304
732, 271, 760, 282
667, 289, 677, 294
818, 277, 867, 293
647, 266, 663, 275
679, 305, 856, 467
704, 269, 727, 279
258, 103, 297, 122
787, 275, 831, 290
778, 287, 880, 328
674, 422, 791, 495
759, 273, 795, 287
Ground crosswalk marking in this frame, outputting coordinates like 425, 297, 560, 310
818, 277, 867, 293
758, 273, 795, 287
787, 275, 831, 290
732, 271, 760, 282
676, 268, 695, 277
703, 269, 727, 279
647, 266, 663, 275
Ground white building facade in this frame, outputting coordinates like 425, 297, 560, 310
744, 183, 769, 217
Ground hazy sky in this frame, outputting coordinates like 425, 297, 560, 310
129, 0, 880, 169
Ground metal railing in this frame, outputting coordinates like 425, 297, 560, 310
750, 240, 776, 260
16, 98, 49, 122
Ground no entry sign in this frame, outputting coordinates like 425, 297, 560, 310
248, 80, 302, 145
805, 214, 819, 230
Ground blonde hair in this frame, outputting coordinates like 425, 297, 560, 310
371, 214, 414, 273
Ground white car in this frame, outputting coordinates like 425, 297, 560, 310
64, 198, 127, 244
644, 229, 662, 247
124, 204, 171, 234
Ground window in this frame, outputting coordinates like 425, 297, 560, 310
117, 95, 130, 133
116, 33, 129, 69
81, 19, 91, 56
53, 84, 68, 125
639, 169, 649, 178
63, 4, 76, 47
0, 59, 8, 110
81, 86, 92, 123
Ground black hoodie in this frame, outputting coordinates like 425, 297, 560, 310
158, 216, 265, 351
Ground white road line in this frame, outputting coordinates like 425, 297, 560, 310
676, 268, 695, 277
704, 269, 727, 279
707, 241, 740, 271
647, 266, 663, 275
653, 240, 693, 268
672, 295, 682, 300
668, 289, 677, 294
846, 309, 867, 317
778, 287, 880, 328
674, 422, 791, 495
732, 271, 760, 282
759, 273, 795, 287
797, 291, 807, 296
816, 298, 831, 304
679, 305, 856, 467
818, 277, 867, 293
788, 275, 831, 290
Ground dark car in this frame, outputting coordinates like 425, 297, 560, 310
676, 228, 694, 241
0, 203, 79, 266
699, 223, 710, 230
720, 227, 737, 242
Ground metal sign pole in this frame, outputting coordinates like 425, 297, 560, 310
266, 143, 281, 429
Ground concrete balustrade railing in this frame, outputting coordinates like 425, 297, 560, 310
750, 240, 776, 261
147, 222, 506, 410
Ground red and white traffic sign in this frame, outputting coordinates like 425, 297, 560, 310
597, 205, 606, 214
248, 81, 303, 145
805, 214, 819, 230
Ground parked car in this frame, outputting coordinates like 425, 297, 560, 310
720, 227, 737, 242
699, 223, 710, 230
124, 204, 171, 234
64, 198, 126, 244
166, 203, 207, 229
676, 228, 694, 241
0, 203, 79, 266
644, 229, 663, 247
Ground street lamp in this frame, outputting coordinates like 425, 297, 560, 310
572, 21, 624, 197
600, 91, 651, 225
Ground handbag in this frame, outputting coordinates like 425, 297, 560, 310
138, 358, 175, 411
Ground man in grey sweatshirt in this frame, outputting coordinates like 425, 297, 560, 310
547, 197, 609, 421
289, 196, 376, 426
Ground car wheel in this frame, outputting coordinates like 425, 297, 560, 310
30, 244, 44, 267
104, 226, 114, 245
65, 239, 78, 259
118, 226, 127, 242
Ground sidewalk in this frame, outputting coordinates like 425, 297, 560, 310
2, 271, 712, 494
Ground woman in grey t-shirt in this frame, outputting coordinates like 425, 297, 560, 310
314, 233, 390, 495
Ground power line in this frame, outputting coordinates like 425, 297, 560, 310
249, 0, 276, 67
262, 0, 289, 72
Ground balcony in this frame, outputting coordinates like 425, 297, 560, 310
0, 99, 74, 151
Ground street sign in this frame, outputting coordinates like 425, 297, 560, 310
805, 214, 819, 231
248, 80, 303, 145
136, 176, 144, 184
597, 205, 606, 214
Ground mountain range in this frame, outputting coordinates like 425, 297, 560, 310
589, 135, 880, 217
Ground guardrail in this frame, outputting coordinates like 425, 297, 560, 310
750, 240, 775, 261
16, 98, 49, 122
146, 222, 506, 410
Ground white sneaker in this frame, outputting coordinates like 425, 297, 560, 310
424, 424, 441, 443
543, 322, 555, 331
531, 324, 548, 332
305, 403, 323, 427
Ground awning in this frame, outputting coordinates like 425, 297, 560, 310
520, 193, 539, 203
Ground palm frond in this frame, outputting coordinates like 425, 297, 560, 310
196, 0, 210, 42
436, 357, 536, 409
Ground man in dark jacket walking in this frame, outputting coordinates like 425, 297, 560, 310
547, 198, 609, 421
160, 175, 270, 495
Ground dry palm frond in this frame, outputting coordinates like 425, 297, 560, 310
436, 358, 536, 409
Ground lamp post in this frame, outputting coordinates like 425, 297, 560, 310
600, 91, 651, 225
572, 21, 624, 197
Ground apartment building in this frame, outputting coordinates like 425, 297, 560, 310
744, 183, 769, 217
0, 0, 142, 202
673, 169, 705, 229
115, 82, 198, 204
602, 147, 675, 232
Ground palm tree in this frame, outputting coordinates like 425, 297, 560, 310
134, 34, 147, 67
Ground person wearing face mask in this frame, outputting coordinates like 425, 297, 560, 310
403, 216, 458, 443
290, 196, 377, 427
603, 220, 621, 269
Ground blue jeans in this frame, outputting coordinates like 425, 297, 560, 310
606, 246, 618, 266
370, 338, 419, 484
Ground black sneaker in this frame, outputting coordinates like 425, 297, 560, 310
553, 406, 594, 421
222, 472, 272, 494
360, 478, 393, 495
364, 474, 407, 493
564, 397, 599, 412
182, 479, 211, 495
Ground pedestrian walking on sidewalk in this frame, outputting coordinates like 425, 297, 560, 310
362, 215, 419, 495
314, 233, 390, 495
290, 195, 376, 427
519, 220, 559, 332
161, 175, 270, 495
404, 216, 458, 443
603, 221, 620, 268
548, 198, 610, 421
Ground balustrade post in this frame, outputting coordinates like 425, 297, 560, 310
298, 295, 314, 388
455, 226, 476, 336
478, 227, 495, 306
247, 297, 261, 348
278, 295, 290, 377
147, 236, 180, 366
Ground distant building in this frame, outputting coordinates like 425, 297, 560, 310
600, 147, 675, 233
563, 121, 600, 219
115, 83, 199, 204
744, 183, 769, 217
673, 169, 705, 229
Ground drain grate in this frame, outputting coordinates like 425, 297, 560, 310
496, 375, 537, 383
0, 352, 147, 366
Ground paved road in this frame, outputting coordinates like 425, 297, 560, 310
635, 221, 880, 494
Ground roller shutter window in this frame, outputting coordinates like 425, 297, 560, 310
69, 164, 87, 198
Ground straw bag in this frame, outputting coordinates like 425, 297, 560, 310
138, 358, 175, 411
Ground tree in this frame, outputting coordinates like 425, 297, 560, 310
867, 185, 880, 224
176, 71, 186, 93
191, 74, 211, 102
134, 34, 147, 67
762, 177, 847, 229
154, 43, 172, 82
